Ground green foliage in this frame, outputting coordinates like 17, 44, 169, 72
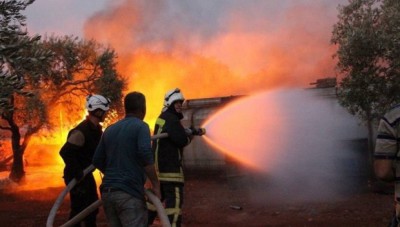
0, 0, 51, 114
40, 35, 126, 125
0, 0, 126, 181
332, 0, 400, 121
94, 48, 126, 118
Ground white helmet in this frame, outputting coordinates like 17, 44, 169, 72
163, 88, 184, 111
85, 94, 111, 112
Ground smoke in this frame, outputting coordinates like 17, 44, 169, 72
203, 89, 368, 203
83, 0, 347, 125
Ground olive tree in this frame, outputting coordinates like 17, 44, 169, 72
0, 0, 126, 182
331, 0, 400, 155
0, 0, 53, 182
40, 35, 125, 125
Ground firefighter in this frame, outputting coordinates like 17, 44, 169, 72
148, 88, 192, 227
374, 104, 400, 227
59, 94, 110, 227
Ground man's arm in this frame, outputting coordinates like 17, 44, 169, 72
59, 130, 85, 181
166, 119, 191, 148
67, 130, 85, 146
145, 164, 161, 199
374, 159, 394, 181
92, 135, 106, 173
137, 123, 161, 198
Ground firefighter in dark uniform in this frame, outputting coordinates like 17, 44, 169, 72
59, 94, 110, 227
148, 88, 192, 227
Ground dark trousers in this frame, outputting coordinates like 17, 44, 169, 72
66, 174, 99, 227
148, 182, 184, 227
389, 211, 399, 227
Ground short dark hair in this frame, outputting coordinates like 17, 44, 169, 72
124, 92, 146, 114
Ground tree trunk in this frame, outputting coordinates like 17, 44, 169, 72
366, 112, 375, 180
8, 123, 25, 182
367, 118, 374, 161
9, 148, 25, 182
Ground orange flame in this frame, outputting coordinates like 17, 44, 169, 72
83, 1, 339, 127
6, 1, 343, 192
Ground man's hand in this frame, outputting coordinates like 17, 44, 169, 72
144, 164, 161, 199
152, 184, 161, 200
374, 159, 395, 181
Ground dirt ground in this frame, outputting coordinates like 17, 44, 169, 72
0, 168, 395, 227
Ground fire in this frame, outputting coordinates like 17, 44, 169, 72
4, 1, 344, 192
4, 101, 94, 191
83, 1, 339, 127
117, 51, 246, 127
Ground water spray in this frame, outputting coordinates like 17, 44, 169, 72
47, 128, 206, 227
199, 89, 368, 203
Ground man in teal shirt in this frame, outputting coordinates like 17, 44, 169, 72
93, 91, 160, 227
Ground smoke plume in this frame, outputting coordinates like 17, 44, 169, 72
83, 0, 346, 124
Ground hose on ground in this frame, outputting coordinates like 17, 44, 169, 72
46, 132, 170, 227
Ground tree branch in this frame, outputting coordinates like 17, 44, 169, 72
0, 125, 12, 131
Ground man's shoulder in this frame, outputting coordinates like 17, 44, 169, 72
160, 111, 179, 121
67, 130, 85, 146
75, 119, 95, 130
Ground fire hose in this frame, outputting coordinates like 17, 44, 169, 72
47, 128, 206, 227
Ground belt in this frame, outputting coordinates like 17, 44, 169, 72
101, 187, 120, 193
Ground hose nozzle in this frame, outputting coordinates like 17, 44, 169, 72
192, 127, 206, 136
185, 127, 206, 136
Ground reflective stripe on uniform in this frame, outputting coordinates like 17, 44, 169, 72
158, 172, 184, 183
154, 118, 184, 182
154, 118, 166, 174
165, 186, 181, 227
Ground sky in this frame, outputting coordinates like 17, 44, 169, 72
24, 0, 110, 37
23, 0, 349, 124
24, 1, 347, 39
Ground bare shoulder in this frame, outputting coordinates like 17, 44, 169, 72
67, 130, 85, 146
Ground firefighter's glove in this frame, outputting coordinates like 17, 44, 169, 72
190, 126, 206, 136
185, 128, 193, 136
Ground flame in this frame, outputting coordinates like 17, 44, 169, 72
83, 0, 339, 128
4, 1, 344, 192
0, 98, 92, 191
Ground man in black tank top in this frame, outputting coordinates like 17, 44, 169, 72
59, 94, 110, 227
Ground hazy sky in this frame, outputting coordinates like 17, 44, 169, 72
24, 0, 347, 41
24, 0, 109, 37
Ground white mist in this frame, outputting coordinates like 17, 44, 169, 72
203, 88, 368, 203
